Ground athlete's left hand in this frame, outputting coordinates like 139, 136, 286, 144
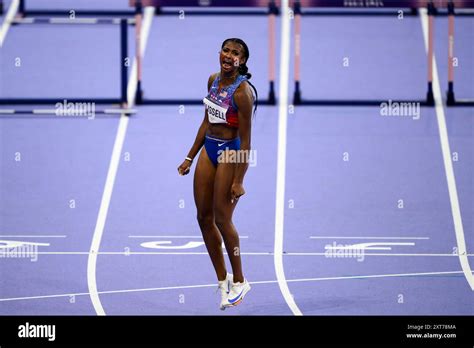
231, 182, 245, 203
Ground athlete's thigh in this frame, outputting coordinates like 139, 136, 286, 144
194, 147, 217, 217
213, 158, 237, 219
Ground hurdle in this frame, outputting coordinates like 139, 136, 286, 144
298, 0, 419, 17
292, 0, 437, 107
0, 19, 132, 115
446, 0, 474, 106
133, 0, 278, 106
16, 0, 138, 17
8, 17, 136, 25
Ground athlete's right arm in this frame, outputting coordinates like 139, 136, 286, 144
177, 73, 217, 175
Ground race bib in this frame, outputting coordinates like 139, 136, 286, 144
204, 97, 228, 124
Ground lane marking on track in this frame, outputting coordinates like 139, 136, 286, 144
18, 251, 474, 257
87, 6, 155, 315
1, 270, 472, 303
420, 8, 474, 290
274, 0, 302, 316
0, 235, 67, 238
128, 235, 249, 239
310, 236, 429, 240
0, 0, 19, 47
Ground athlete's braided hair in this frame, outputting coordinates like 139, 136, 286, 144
221, 38, 258, 117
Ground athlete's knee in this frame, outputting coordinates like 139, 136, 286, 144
214, 212, 233, 232
197, 212, 214, 230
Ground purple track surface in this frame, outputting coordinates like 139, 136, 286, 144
0, 1, 473, 315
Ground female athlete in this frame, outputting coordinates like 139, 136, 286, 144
177, 38, 257, 310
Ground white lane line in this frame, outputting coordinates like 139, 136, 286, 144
420, 9, 474, 291
2, 270, 471, 303
128, 235, 249, 239
283, 270, 472, 284
0, 235, 67, 238
0, 0, 19, 47
87, 6, 155, 316
325, 242, 415, 250
286, 252, 474, 257
310, 236, 430, 240
274, 0, 302, 316
0, 292, 91, 302
20, 251, 474, 257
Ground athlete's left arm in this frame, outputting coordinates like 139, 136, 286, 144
231, 82, 254, 200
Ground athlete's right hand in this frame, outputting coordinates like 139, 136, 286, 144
177, 160, 192, 176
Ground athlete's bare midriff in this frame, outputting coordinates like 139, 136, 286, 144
207, 123, 239, 140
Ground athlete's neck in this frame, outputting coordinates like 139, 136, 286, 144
220, 71, 238, 82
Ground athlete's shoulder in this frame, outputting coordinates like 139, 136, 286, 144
207, 73, 219, 91
235, 79, 252, 98
234, 80, 253, 109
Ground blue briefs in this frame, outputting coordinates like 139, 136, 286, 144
204, 135, 241, 167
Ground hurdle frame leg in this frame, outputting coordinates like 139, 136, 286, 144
18, 0, 25, 17
293, 1, 302, 105
446, 0, 456, 105
444, 0, 474, 106
267, 1, 278, 105
135, 0, 144, 104
426, 1, 435, 106
121, 18, 129, 109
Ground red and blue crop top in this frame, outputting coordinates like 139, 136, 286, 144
203, 74, 247, 128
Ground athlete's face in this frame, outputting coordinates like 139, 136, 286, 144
220, 42, 246, 73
